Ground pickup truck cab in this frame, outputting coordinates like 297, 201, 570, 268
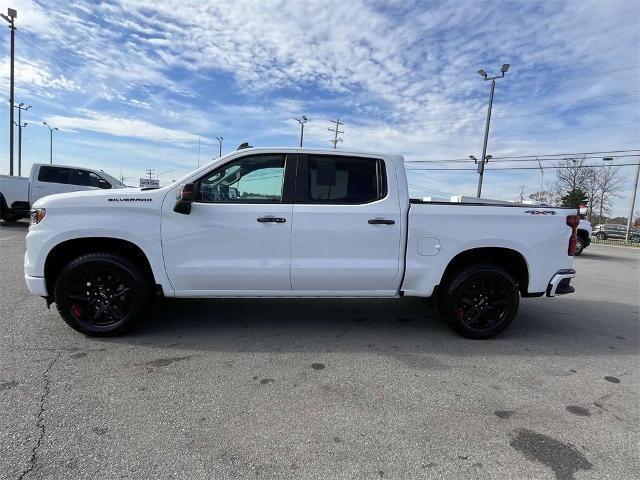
25, 148, 579, 338
0, 163, 125, 221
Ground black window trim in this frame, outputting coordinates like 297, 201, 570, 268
295, 153, 388, 205
192, 153, 296, 205
37, 165, 111, 188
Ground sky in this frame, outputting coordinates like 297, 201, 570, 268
0, 0, 638, 217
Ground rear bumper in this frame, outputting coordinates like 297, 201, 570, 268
25, 275, 48, 297
546, 269, 576, 297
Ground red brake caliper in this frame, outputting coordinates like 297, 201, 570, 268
71, 304, 84, 317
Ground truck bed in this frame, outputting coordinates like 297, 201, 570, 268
401, 202, 576, 297
0, 174, 30, 214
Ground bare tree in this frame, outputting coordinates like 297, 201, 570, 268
595, 165, 623, 223
529, 190, 553, 205
582, 168, 599, 223
554, 156, 591, 193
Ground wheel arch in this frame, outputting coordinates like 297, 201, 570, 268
438, 247, 530, 296
44, 237, 157, 296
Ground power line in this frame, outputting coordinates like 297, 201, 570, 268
406, 162, 640, 172
404, 149, 640, 163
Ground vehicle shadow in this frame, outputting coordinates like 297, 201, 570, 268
103, 296, 639, 357
0, 220, 28, 228
579, 252, 639, 262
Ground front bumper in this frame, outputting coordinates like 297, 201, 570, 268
546, 269, 576, 297
25, 275, 48, 297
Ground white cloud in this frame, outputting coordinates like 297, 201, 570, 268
44, 110, 206, 144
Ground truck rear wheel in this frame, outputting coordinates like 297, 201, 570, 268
440, 264, 519, 339
54, 252, 151, 336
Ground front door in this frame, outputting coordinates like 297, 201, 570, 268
162, 153, 294, 294
290, 154, 402, 293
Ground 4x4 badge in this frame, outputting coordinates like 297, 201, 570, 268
524, 210, 556, 215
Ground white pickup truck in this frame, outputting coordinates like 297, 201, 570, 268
24, 148, 579, 338
0, 163, 125, 221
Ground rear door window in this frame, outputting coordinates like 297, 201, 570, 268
304, 155, 386, 204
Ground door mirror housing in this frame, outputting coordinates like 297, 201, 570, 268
174, 183, 195, 214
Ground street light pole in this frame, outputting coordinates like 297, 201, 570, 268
215, 136, 223, 157
43, 121, 59, 164
13, 121, 26, 176
475, 63, 510, 198
625, 158, 640, 242
294, 116, 308, 147
1, 8, 17, 175
14, 103, 30, 176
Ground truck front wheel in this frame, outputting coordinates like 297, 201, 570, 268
54, 252, 151, 336
440, 264, 519, 339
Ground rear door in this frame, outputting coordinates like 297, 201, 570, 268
290, 154, 402, 293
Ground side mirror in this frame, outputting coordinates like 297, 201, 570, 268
97, 178, 112, 189
228, 186, 239, 199
174, 183, 195, 214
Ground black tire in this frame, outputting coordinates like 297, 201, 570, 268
440, 264, 520, 339
54, 252, 151, 336
574, 237, 585, 256
595, 232, 607, 240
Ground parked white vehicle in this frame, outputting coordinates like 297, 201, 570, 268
0, 163, 125, 221
24, 148, 579, 338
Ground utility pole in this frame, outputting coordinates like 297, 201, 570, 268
215, 136, 223, 158
14, 103, 30, 176
1, 8, 17, 175
518, 185, 526, 203
295, 116, 307, 147
625, 157, 640, 242
328, 117, 343, 149
42, 121, 58, 164
197, 136, 201, 167
475, 63, 510, 198
536, 158, 544, 192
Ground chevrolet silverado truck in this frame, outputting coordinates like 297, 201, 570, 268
24, 148, 579, 338
0, 163, 125, 221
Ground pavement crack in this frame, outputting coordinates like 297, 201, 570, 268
18, 352, 61, 480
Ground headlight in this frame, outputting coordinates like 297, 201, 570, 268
30, 208, 46, 226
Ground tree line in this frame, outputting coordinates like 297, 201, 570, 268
528, 156, 630, 226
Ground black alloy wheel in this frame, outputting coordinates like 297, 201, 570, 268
442, 264, 519, 339
54, 253, 151, 336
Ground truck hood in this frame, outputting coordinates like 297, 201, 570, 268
32, 187, 169, 209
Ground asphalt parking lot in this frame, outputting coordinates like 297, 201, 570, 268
1, 222, 638, 480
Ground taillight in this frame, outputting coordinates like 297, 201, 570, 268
566, 215, 579, 256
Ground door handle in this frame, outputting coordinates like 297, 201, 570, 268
368, 218, 395, 225
257, 216, 286, 223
